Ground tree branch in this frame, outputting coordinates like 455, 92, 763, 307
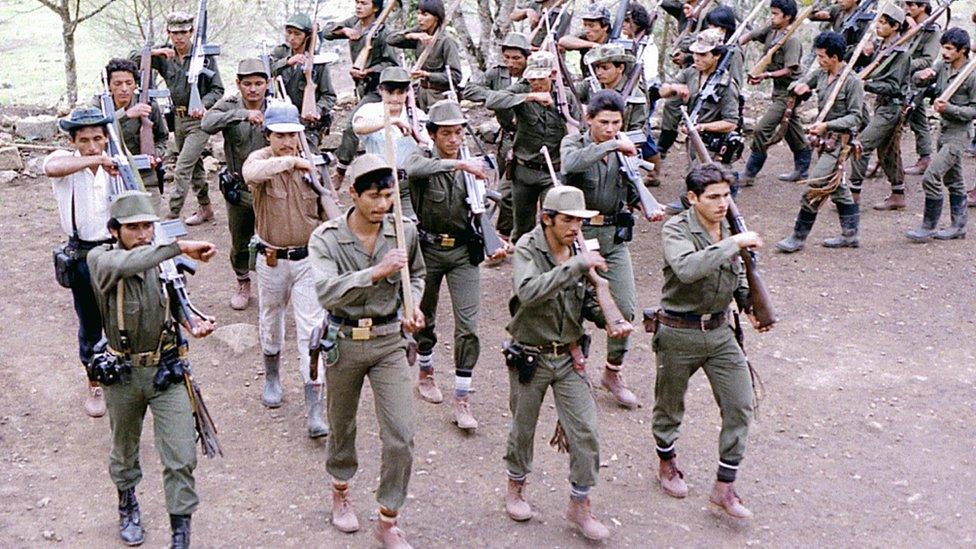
78, 0, 118, 23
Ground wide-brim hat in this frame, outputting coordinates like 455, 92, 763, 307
543, 186, 598, 218
264, 100, 305, 133
111, 190, 159, 225
349, 153, 394, 183
59, 106, 113, 132
427, 100, 467, 126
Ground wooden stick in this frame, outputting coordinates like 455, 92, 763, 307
859, 0, 956, 80
748, 5, 815, 79
382, 108, 415, 323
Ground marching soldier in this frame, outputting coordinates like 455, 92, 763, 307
740, 0, 812, 186
906, 28, 976, 242
810, 0, 874, 60
776, 31, 864, 253
308, 153, 425, 549
557, 3, 612, 77
850, 4, 912, 210
503, 186, 631, 541
483, 50, 582, 242
650, 163, 768, 519
622, 2, 665, 184
704, 6, 745, 85
387, 0, 462, 110
902, 0, 942, 176
323, 0, 401, 188
404, 100, 507, 428
242, 101, 329, 438
201, 59, 271, 310
578, 44, 647, 133
104, 58, 168, 211
511, 0, 572, 49
141, 12, 224, 225
87, 191, 217, 548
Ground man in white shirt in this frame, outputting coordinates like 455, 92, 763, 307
44, 107, 117, 418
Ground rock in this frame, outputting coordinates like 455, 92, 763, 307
15, 115, 58, 141
41, 530, 57, 541
867, 420, 884, 432
476, 120, 500, 144
36, 497, 51, 508
0, 146, 24, 171
26, 157, 45, 175
212, 323, 259, 355
0, 170, 17, 185
336, 91, 358, 108
0, 114, 17, 128
203, 155, 220, 173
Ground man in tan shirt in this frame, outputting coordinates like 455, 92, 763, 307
243, 101, 329, 438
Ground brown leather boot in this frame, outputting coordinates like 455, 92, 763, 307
84, 383, 106, 418
709, 481, 753, 519
873, 193, 906, 211
452, 396, 478, 430
505, 479, 532, 521
600, 367, 639, 409
330, 482, 360, 533
657, 458, 688, 498
185, 204, 214, 226
416, 371, 443, 404
904, 156, 930, 175
374, 510, 412, 549
566, 496, 610, 541
230, 279, 251, 310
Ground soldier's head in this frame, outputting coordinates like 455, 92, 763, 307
904, 0, 932, 19
236, 59, 269, 105
524, 51, 556, 92
876, 4, 906, 38
540, 187, 598, 245
166, 12, 194, 50
685, 163, 734, 224
835, 0, 857, 11
426, 100, 467, 158
690, 28, 726, 73
585, 90, 626, 143
585, 44, 634, 86
813, 31, 846, 70
348, 154, 396, 223
500, 33, 530, 77
106, 58, 140, 107
285, 13, 314, 51
355, 0, 383, 19
581, 4, 612, 42
624, 3, 652, 39
107, 191, 158, 249
770, 0, 798, 28
378, 67, 411, 109
940, 27, 971, 63
418, 0, 446, 32
263, 101, 305, 156
705, 6, 736, 42
59, 107, 111, 156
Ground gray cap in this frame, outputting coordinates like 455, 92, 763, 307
379, 66, 411, 85
500, 32, 531, 53
264, 100, 305, 133
542, 186, 598, 218
880, 3, 906, 24
237, 58, 268, 78
111, 191, 159, 225
166, 11, 194, 32
349, 153, 394, 183
286, 13, 313, 32
427, 100, 467, 126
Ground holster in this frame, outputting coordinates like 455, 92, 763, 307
53, 243, 78, 289
642, 307, 660, 334
466, 223, 486, 266
218, 167, 246, 206
613, 210, 635, 244
153, 346, 187, 391
503, 341, 540, 384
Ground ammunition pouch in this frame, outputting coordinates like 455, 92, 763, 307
642, 307, 660, 334
152, 346, 187, 391
53, 243, 78, 289
312, 322, 340, 367
86, 339, 131, 386
503, 341, 541, 384
613, 210, 635, 244
218, 167, 246, 206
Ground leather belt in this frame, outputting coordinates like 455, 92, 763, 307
108, 347, 160, 368
583, 214, 617, 227
515, 156, 558, 173
418, 229, 467, 249
256, 243, 309, 261
328, 313, 400, 327
659, 309, 728, 331
329, 314, 402, 340
517, 340, 573, 358
420, 79, 449, 91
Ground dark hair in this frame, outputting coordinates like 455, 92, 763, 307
941, 27, 971, 54
705, 6, 736, 38
770, 0, 798, 21
813, 31, 846, 60
418, 0, 445, 24
107, 218, 122, 232
105, 58, 139, 83
379, 81, 409, 93
586, 89, 626, 118
686, 163, 733, 196
68, 125, 108, 140
501, 45, 529, 57
880, 14, 908, 33
625, 4, 652, 34
353, 169, 395, 194
373, 0, 384, 11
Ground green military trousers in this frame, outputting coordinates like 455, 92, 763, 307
416, 243, 480, 374
495, 132, 515, 238
226, 190, 254, 280
511, 163, 555, 243
326, 332, 415, 511
504, 353, 600, 488
922, 136, 967, 198
850, 103, 904, 195
581, 225, 635, 365
169, 115, 211, 216
908, 98, 933, 158
652, 324, 753, 473
801, 145, 856, 213
103, 366, 198, 516
750, 92, 807, 154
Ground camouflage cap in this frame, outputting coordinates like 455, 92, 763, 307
349, 153, 394, 184
689, 27, 725, 54
542, 186, 598, 218
584, 43, 636, 67
111, 191, 159, 225
379, 66, 411, 85
59, 106, 112, 132
166, 11, 194, 32
237, 58, 269, 79
285, 13, 313, 32
580, 3, 611, 22
880, 3, 906, 24
427, 100, 467, 126
523, 51, 556, 79
500, 32, 531, 53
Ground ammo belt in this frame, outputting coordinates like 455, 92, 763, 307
659, 309, 728, 331
516, 340, 574, 358
418, 228, 468, 249
256, 243, 309, 261
419, 79, 449, 92
108, 347, 160, 368
515, 156, 559, 173
583, 213, 619, 227
328, 313, 401, 340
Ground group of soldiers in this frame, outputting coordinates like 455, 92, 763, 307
46, 0, 976, 547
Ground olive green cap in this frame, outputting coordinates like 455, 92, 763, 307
111, 191, 159, 225
379, 66, 411, 84
542, 186, 598, 218
349, 153, 394, 183
427, 100, 467, 126
166, 11, 194, 32
286, 13, 313, 32
500, 32, 531, 53
237, 58, 268, 79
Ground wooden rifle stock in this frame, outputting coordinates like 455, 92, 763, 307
410, 0, 464, 73
353, 0, 398, 72
748, 6, 815, 79
382, 110, 415, 323
301, 22, 320, 120
138, 42, 155, 157
859, 0, 954, 80
935, 55, 976, 103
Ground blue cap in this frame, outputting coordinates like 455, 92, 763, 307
264, 100, 305, 133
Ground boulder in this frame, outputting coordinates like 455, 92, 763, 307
0, 146, 24, 171
336, 91, 358, 108
15, 115, 58, 141
212, 323, 259, 355
0, 170, 18, 185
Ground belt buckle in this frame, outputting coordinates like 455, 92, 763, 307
351, 326, 371, 340
546, 342, 560, 357
440, 235, 455, 247
699, 314, 710, 331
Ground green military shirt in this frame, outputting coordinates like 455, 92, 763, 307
483, 80, 582, 164
576, 77, 648, 133
201, 95, 270, 176
521, 0, 573, 48
462, 65, 518, 133
387, 28, 462, 91
404, 148, 470, 237
310, 210, 425, 319
135, 45, 224, 110
662, 0, 725, 66
88, 242, 185, 354
323, 15, 400, 94
919, 60, 976, 141
795, 67, 865, 133
748, 24, 803, 94
660, 208, 748, 314
560, 132, 637, 215
676, 66, 740, 126
859, 37, 911, 101
114, 97, 169, 160
507, 224, 604, 346
269, 44, 337, 117
907, 22, 941, 74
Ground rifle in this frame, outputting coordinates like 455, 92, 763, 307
840, 0, 877, 38
528, 0, 569, 46
540, 146, 627, 328
301, 0, 323, 122
259, 41, 274, 99
396, 51, 431, 147
538, 0, 573, 50
674, 0, 716, 46
935, 55, 976, 104
544, 24, 579, 131
679, 106, 778, 329
187, 0, 220, 114
461, 131, 505, 258
748, 5, 815, 80
352, 0, 398, 73
609, 0, 630, 41
859, 0, 956, 80
382, 110, 416, 324
410, 0, 464, 74
138, 32, 169, 159
813, 3, 884, 125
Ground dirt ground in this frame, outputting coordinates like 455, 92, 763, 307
2, 106, 976, 548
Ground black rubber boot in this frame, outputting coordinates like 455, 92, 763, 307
657, 129, 678, 158
118, 488, 145, 546
776, 209, 817, 253
170, 514, 190, 549
823, 202, 860, 248
934, 193, 968, 240
778, 148, 812, 182
906, 197, 943, 243
741, 151, 767, 186
261, 353, 282, 408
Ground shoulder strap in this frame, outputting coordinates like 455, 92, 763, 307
69, 182, 79, 239
116, 282, 130, 354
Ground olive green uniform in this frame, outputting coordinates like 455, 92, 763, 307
576, 77, 648, 133
201, 95, 268, 280
309, 212, 425, 512
675, 65, 741, 169
113, 97, 169, 209
483, 81, 582, 241
906, 23, 942, 158
87, 241, 198, 516
561, 133, 637, 366
745, 25, 806, 157
918, 61, 976, 199
505, 224, 605, 488
269, 44, 338, 149
387, 29, 462, 110
405, 148, 482, 379
520, 0, 573, 48
652, 209, 752, 482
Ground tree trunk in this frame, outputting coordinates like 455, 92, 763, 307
62, 19, 78, 104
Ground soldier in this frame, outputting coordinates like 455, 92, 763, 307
578, 44, 647, 133
906, 28, 976, 242
351, 66, 430, 220
511, 0, 573, 49
87, 190, 217, 548
242, 101, 329, 438
308, 153, 425, 549
849, 4, 912, 210
502, 186, 630, 541
462, 32, 532, 245
323, 0, 401, 188
900, 0, 941, 175
104, 58, 168, 211
483, 50, 582, 242
621, 3, 664, 184
704, 6, 745, 86
142, 12, 224, 225
558, 3, 612, 77
739, 0, 811, 186
201, 59, 271, 311
810, 0, 873, 61
387, 0, 462, 110
561, 90, 648, 409
403, 100, 506, 428
650, 163, 768, 519
776, 31, 864, 253
269, 13, 338, 150
44, 107, 116, 418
